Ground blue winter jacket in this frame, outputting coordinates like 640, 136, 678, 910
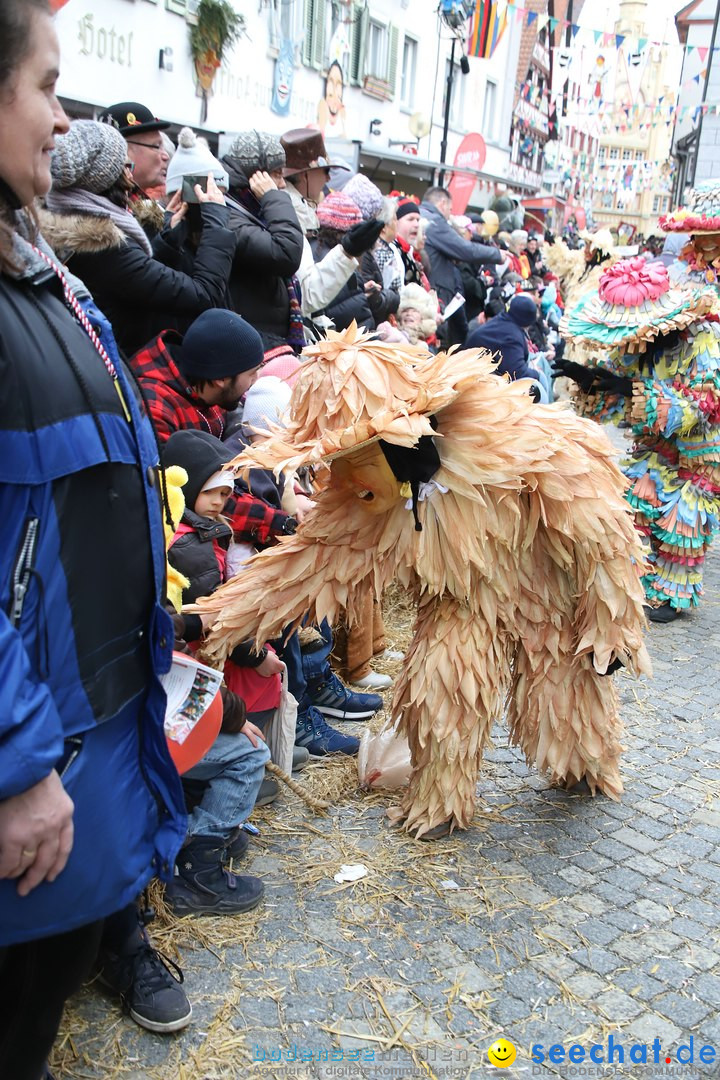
0, 229, 186, 945
465, 312, 542, 384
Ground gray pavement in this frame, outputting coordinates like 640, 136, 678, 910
52, 438, 720, 1080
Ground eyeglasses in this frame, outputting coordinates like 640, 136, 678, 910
126, 140, 165, 153
124, 161, 135, 173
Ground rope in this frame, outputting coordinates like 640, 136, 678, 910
265, 760, 331, 812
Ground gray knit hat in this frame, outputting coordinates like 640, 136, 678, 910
226, 130, 285, 180
51, 120, 127, 193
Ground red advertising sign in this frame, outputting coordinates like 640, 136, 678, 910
50, 0, 70, 8
448, 133, 487, 215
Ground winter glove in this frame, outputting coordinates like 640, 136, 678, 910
528, 383, 542, 403
341, 219, 384, 257
586, 367, 635, 397
551, 358, 599, 394
220, 687, 247, 734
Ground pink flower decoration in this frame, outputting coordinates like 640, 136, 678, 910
598, 257, 670, 307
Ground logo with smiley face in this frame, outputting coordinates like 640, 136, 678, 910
487, 1038, 517, 1067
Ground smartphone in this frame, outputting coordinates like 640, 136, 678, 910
181, 174, 209, 203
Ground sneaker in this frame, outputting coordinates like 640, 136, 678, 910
310, 671, 382, 721
295, 706, 360, 757
167, 836, 265, 916
352, 670, 393, 690
97, 940, 192, 1033
255, 776, 280, 807
292, 745, 310, 773
382, 648, 405, 661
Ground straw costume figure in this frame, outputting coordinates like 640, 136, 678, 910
560, 256, 720, 622
191, 325, 650, 838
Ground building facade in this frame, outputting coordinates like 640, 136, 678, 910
671, 0, 719, 201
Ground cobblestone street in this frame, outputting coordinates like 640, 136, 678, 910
53, 439, 720, 1080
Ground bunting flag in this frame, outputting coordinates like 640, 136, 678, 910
467, 0, 508, 59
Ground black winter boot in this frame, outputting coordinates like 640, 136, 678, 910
167, 836, 264, 916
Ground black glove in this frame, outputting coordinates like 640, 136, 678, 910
586, 367, 635, 397
341, 219, 384, 257
551, 358, 598, 394
220, 687, 247, 734
528, 383, 542, 403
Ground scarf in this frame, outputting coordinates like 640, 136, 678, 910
44, 187, 153, 255
373, 237, 402, 292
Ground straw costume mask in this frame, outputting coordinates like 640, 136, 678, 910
564, 257, 720, 615
191, 324, 650, 838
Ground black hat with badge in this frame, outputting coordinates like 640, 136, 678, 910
98, 101, 170, 136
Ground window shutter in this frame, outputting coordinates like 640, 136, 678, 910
387, 23, 399, 93
311, 0, 327, 69
302, 0, 315, 66
349, 3, 368, 86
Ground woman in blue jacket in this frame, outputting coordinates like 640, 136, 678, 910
0, 4, 187, 1076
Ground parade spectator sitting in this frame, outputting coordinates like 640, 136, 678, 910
280, 129, 382, 321
220, 131, 305, 352
396, 283, 441, 349
525, 233, 545, 275
505, 229, 532, 279
309, 191, 376, 331
163, 430, 275, 916
420, 185, 503, 345
41, 119, 235, 355
465, 293, 542, 397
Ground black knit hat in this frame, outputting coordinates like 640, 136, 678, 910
98, 101, 170, 136
162, 430, 235, 511
175, 310, 264, 382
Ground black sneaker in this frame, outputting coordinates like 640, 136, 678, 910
97, 941, 192, 1033
310, 671, 383, 721
167, 836, 265, 916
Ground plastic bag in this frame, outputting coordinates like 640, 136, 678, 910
357, 721, 412, 791
264, 666, 297, 776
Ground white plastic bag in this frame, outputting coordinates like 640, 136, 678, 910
357, 721, 412, 791
264, 666, 297, 776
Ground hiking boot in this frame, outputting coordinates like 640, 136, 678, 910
255, 776, 280, 807
310, 670, 382, 721
96, 938, 192, 1033
295, 705, 360, 757
225, 826, 250, 862
644, 603, 683, 623
167, 836, 264, 916
292, 745, 310, 773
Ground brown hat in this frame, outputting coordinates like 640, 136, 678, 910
280, 128, 347, 177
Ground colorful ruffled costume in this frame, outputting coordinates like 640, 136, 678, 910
187, 325, 650, 837
660, 180, 720, 290
564, 257, 720, 613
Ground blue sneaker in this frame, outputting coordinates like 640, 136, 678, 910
295, 706, 360, 757
310, 671, 383, 721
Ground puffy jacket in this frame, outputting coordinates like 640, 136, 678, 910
285, 182, 360, 317
39, 202, 236, 355
222, 172, 304, 346
0, 230, 186, 945
358, 250, 401, 324
465, 312, 541, 383
309, 237, 375, 331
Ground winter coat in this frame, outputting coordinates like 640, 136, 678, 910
285, 182, 359, 317
419, 202, 502, 307
224, 186, 304, 348
358, 250, 401, 323
465, 312, 541, 383
39, 203, 236, 355
309, 237, 375, 331
0, 228, 186, 945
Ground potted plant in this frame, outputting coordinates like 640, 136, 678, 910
189, 0, 245, 123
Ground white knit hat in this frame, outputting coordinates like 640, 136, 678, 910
241, 376, 292, 437
165, 127, 229, 195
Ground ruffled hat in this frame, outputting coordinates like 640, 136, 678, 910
562, 257, 716, 352
659, 180, 720, 233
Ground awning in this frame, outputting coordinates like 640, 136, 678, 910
358, 144, 510, 187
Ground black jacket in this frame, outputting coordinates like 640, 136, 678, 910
309, 237, 375, 330
39, 203, 236, 355
224, 187, 304, 347
358, 251, 400, 323
465, 313, 541, 383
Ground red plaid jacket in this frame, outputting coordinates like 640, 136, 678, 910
131, 331, 292, 546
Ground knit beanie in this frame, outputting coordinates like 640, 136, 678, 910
241, 376, 292, 437
316, 190, 363, 232
162, 429, 235, 511
165, 127, 229, 195
51, 120, 127, 193
225, 130, 285, 180
342, 174, 384, 221
175, 310, 264, 382
396, 198, 421, 220
507, 294, 538, 327
261, 347, 302, 387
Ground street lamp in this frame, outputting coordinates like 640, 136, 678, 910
437, 0, 473, 185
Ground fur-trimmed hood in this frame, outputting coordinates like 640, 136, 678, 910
38, 208, 126, 260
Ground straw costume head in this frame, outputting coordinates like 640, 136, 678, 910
190, 324, 650, 836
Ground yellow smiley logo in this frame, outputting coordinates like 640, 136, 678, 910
488, 1039, 517, 1068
